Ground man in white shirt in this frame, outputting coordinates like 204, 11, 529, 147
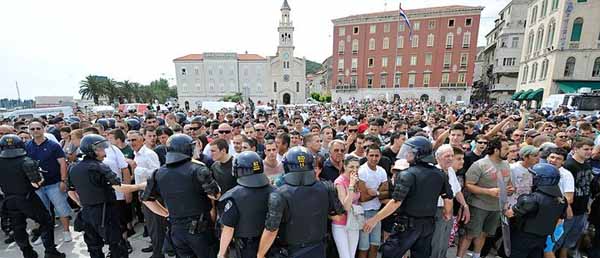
508, 146, 540, 207
202, 123, 236, 159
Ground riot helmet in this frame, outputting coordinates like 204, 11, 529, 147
126, 118, 141, 131
233, 151, 269, 187
175, 112, 187, 125
0, 134, 27, 158
80, 134, 110, 159
96, 118, 110, 130
165, 134, 194, 165
282, 146, 314, 173
107, 118, 117, 129
397, 136, 435, 164
529, 163, 562, 197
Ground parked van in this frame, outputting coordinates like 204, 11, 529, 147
5, 106, 73, 120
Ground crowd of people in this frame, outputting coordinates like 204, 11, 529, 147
0, 98, 599, 258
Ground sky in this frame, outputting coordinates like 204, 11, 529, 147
0, 0, 510, 99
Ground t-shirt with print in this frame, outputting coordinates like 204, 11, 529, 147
509, 162, 533, 207
358, 163, 387, 211
563, 157, 593, 215
465, 156, 511, 211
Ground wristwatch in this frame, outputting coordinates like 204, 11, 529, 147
376, 191, 380, 196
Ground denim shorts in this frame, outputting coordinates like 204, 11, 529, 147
557, 214, 588, 249
544, 222, 564, 252
35, 182, 73, 217
358, 209, 381, 251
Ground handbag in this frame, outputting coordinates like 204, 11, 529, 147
346, 204, 365, 231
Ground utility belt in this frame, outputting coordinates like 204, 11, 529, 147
169, 213, 210, 234
393, 215, 434, 233
229, 237, 260, 258
74, 201, 115, 232
0, 192, 36, 217
266, 238, 324, 258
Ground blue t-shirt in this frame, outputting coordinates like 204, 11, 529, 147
26, 138, 66, 186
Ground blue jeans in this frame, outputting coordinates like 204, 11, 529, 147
35, 182, 72, 217
557, 214, 588, 249
358, 210, 381, 251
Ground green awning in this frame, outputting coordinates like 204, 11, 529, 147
511, 90, 523, 100
517, 89, 533, 100
557, 81, 600, 93
526, 88, 544, 100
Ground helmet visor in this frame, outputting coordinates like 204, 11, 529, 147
396, 144, 416, 164
92, 140, 110, 152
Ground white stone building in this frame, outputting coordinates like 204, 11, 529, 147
174, 0, 306, 107
515, 0, 600, 104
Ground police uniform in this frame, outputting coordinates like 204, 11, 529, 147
509, 163, 567, 258
219, 151, 274, 258
263, 146, 345, 258
143, 134, 220, 258
67, 134, 128, 258
0, 134, 65, 258
380, 136, 452, 258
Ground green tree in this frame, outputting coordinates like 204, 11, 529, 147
79, 75, 107, 105
221, 92, 242, 102
118, 80, 135, 103
104, 78, 119, 104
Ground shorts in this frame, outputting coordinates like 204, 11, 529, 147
35, 182, 72, 217
358, 210, 381, 250
464, 206, 500, 237
544, 222, 564, 253
557, 214, 588, 249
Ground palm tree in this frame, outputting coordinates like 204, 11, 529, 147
118, 80, 135, 103
104, 79, 119, 104
79, 75, 106, 104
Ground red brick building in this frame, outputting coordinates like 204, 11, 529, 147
331, 5, 483, 103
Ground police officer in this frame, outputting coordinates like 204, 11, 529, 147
67, 134, 128, 258
142, 134, 220, 258
217, 151, 274, 258
362, 136, 453, 258
505, 163, 567, 258
257, 146, 345, 258
0, 134, 65, 258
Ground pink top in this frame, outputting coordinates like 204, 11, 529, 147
332, 174, 361, 225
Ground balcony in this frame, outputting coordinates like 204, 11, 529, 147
335, 84, 358, 92
569, 42, 580, 49
443, 64, 451, 69
463, 44, 470, 48
352, 50, 358, 55
489, 83, 516, 92
338, 50, 344, 55
440, 83, 467, 89
446, 45, 453, 49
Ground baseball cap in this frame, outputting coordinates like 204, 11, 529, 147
526, 130, 540, 138
519, 145, 539, 158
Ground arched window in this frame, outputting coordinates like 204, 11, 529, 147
383, 37, 390, 49
531, 62, 538, 81
446, 33, 454, 48
351, 39, 359, 53
535, 26, 545, 52
522, 65, 529, 84
571, 18, 584, 42
592, 57, 600, 77
337, 40, 344, 53
527, 31, 535, 56
541, 59, 549, 80
427, 34, 435, 47
547, 20, 556, 48
531, 6, 538, 24
273, 82, 277, 92
564, 57, 576, 77
369, 38, 376, 50
296, 82, 300, 92
541, 0, 548, 17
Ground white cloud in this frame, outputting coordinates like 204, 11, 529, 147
0, 0, 509, 99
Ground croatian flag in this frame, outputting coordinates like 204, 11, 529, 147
399, 3, 413, 39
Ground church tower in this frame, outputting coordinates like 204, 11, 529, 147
278, 0, 294, 71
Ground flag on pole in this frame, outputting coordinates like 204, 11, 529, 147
399, 3, 413, 39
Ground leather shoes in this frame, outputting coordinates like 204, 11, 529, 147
141, 245, 153, 253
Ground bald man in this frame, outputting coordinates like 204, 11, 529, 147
202, 123, 236, 159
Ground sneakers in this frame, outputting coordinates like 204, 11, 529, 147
32, 236, 43, 246
44, 249, 66, 258
62, 231, 72, 242
141, 245, 153, 253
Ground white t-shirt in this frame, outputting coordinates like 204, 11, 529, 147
509, 162, 533, 207
103, 145, 128, 200
437, 166, 462, 207
559, 167, 575, 195
358, 163, 387, 211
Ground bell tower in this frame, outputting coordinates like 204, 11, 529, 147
277, 0, 294, 61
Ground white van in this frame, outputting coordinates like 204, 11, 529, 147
5, 106, 73, 120
542, 93, 600, 115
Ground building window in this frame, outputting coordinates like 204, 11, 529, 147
446, 33, 454, 48
460, 53, 468, 68
296, 82, 300, 92
394, 73, 401, 87
503, 58, 516, 66
427, 34, 435, 47
273, 82, 277, 92
443, 52, 452, 69
410, 55, 417, 66
413, 21, 420, 31
352, 39, 359, 53
194, 67, 199, 75
367, 75, 373, 88
592, 57, 600, 77
382, 57, 388, 68
423, 73, 431, 87
351, 75, 357, 86
351, 58, 358, 71
541, 59, 549, 80
397, 36, 404, 48
398, 23, 405, 32
535, 27, 545, 52
531, 62, 538, 81
368, 57, 375, 68
458, 72, 466, 83
428, 20, 436, 29
465, 18, 473, 27
338, 40, 345, 53
353, 26, 359, 34
511, 37, 519, 48
425, 53, 432, 65
370, 24, 377, 34
547, 20, 556, 48
384, 23, 390, 33
527, 31, 535, 56
531, 6, 538, 24
408, 73, 416, 87
411, 35, 419, 48
396, 55, 403, 66
338, 59, 344, 72
552, 0, 559, 10
462, 32, 471, 48
181, 68, 187, 76
522, 65, 529, 84
541, 0, 548, 17
571, 18, 584, 42
369, 38, 376, 50
442, 73, 450, 83
564, 57, 576, 77
339, 27, 345, 36
448, 19, 455, 28
383, 37, 390, 49
380, 74, 387, 88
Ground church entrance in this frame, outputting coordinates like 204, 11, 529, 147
282, 93, 291, 105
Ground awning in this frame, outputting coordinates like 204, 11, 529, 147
556, 81, 600, 93
526, 88, 544, 100
511, 90, 523, 100
517, 89, 533, 100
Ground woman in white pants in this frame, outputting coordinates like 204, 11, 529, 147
332, 156, 362, 258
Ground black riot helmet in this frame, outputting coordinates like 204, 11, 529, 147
233, 151, 269, 187
79, 134, 110, 159
107, 118, 117, 129
282, 146, 314, 173
0, 134, 27, 158
397, 136, 435, 164
126, 118, 141, 131
175, 112, 187, 125
96, 118, 110, 130
529, 163, 562, 197
165, 134, 194, 165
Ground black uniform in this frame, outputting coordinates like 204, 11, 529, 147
143, 159, 220, 258
0, 155, 63, 258
380, 162, 452, 258
68, 157, 128, 258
